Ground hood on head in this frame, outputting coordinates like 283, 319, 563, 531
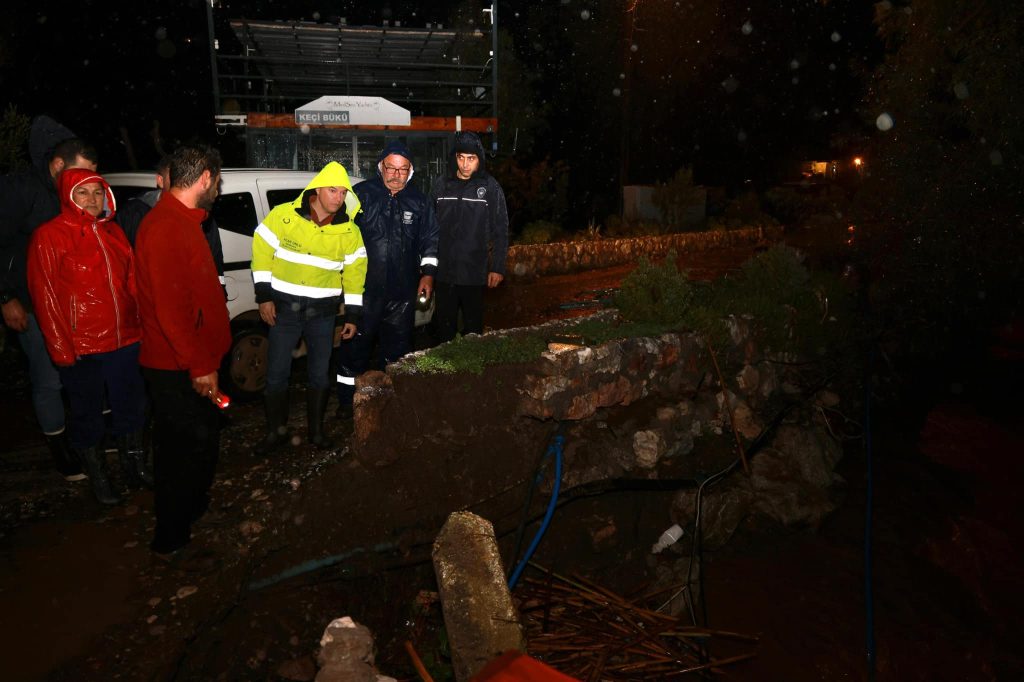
57, 167, 116, 223
29, 116, 77, 174
295, 161, 361, 219
449, 131, 487, 178
376, 140, 415, 182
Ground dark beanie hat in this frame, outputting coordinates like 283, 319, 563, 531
453, 131, 484, 156
377, 140, 413, 166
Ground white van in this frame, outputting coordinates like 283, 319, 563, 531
106, 169, 433, 400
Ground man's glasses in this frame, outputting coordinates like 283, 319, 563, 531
382, 165, 411, 176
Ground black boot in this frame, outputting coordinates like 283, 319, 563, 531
253, 390, 290, 456
307, 387, 333, 449
46, 430, 86, 482
76, 446, 121, 505
117, 431, 154, 489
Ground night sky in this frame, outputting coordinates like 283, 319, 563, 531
3, 1, 878, 195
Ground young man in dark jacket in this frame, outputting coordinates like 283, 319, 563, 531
335, 141, 439, 417
429, 131, 509, 342
0, 116, 97, 481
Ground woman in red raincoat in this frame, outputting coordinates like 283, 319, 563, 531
27, 168, 150, 505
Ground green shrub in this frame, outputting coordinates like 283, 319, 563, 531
613, 250, 694, 324
396, 245, 853, 376
516, 220, 566, 245
401, 333, 549, 375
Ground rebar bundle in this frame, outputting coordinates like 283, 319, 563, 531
517, 568, 757, 680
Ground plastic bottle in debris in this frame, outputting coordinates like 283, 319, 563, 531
651, 524, 685, 554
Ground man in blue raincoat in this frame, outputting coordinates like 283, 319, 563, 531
335, 141, 439, 418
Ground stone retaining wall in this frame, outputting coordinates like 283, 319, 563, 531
506, 225, 781, 279
352, 312, 843, 542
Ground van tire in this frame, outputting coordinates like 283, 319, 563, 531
220, 324, 269, 401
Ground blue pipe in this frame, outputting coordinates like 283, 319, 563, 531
507, 435, 564, 590
248, 541, 398, 591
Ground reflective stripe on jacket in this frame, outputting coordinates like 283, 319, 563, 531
251, 162, 367, 316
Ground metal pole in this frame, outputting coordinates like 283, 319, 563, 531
206, 0, 221, 115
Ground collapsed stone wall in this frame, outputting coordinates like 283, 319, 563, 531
352, 312, 844, 545
506, 226, 781, 279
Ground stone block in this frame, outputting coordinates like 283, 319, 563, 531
432, 512, 525, 681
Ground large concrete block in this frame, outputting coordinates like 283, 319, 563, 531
432, 512, 525, 681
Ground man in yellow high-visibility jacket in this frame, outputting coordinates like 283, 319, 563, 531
251, 161, 366, 453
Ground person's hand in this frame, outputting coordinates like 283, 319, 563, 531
191, 371, 219, 400
259, 301, 276, 326
1, 298, 28, 332
486, 272, 504, 288
340, 322, 357, 340
418, 275, 434, 300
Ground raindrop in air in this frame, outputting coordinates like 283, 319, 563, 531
989, 150, 1003, 166
953, 82, 969, 100
721, 76, 739, 94
630, 44, 638, 52
155, 26, 167, 40
741, 22, 753, 35
876, 113, 894, 131
831, 31, 842, 42
581, 9, 591, 20
300, 124, 311, 134
312, 11, 321, 20
790, 59, 800, 70
612, 88, 621, 97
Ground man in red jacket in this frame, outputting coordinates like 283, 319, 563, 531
135, 146, 230, 559
26, 168, 148, 506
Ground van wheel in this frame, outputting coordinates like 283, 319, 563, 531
221, 325, 268, 401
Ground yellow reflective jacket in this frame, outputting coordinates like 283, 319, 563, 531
251, 162, 367, 316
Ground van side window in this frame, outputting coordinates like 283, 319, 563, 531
213, 192, 258, 237
266, 189, 307, 209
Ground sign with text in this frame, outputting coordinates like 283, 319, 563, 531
294, 96, 411, 127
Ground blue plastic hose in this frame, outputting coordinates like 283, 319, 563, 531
507, 435, 564, 590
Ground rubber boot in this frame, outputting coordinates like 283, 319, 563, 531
76, 446, 122, 505
307, 386, 333, 449
117, 431, 154, 489
45, 430, 86, 482
253, 390, 290, 456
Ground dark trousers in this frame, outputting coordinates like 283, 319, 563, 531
336, 297, 415, 405
434, 281, 484, 343
57, 342, 146, 450
143, 367, 220, 554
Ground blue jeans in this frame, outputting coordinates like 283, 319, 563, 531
57, 343, 147, 450
17, 313, 65, 434
266, 298, 337, 394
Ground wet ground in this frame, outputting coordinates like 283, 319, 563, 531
2, 239, 1022, 680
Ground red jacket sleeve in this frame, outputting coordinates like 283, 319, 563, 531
26, 227, 75, 366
